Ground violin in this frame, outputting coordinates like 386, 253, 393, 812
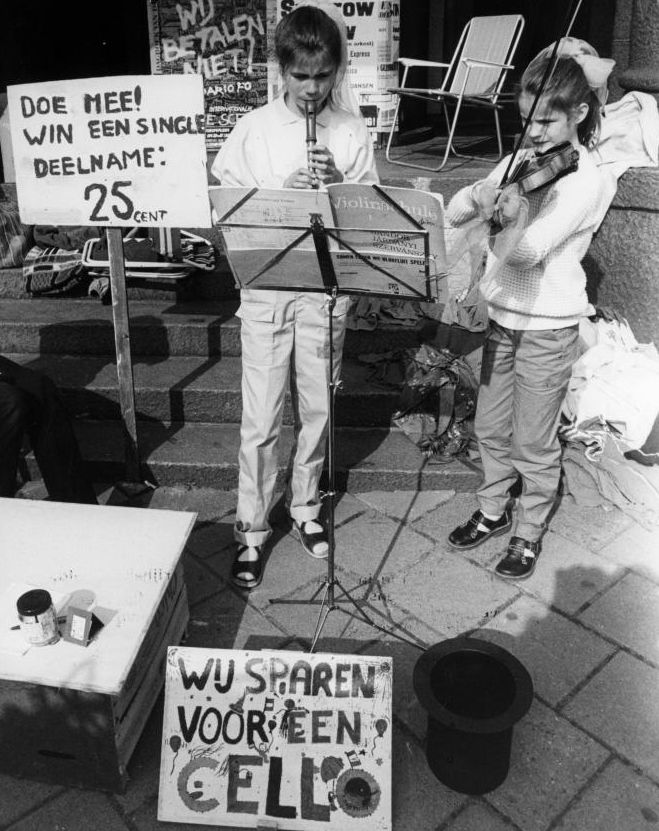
506, 142, 580, 194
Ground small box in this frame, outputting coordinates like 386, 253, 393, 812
0, 498, 195, 792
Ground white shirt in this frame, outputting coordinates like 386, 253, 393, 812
211, 95, 378, 188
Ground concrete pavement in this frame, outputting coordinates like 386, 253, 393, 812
2, 479, 658, 831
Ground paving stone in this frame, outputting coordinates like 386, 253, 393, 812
352, 489, 456, 523
449, 802, 518, 831
385, 548, 519, 636
598, 520, 659, 585
185, 588, 287, 650
115, 694, 164, 815
515, 531, 623, 615
183, 518, 235, 560
331, 510, 436, 581
485, 700, 609, 831
391, 723, 468, 830
550, 494, 635, 551
130, 793, 237, 830
578, 572, 659, 663
8, 789, 130, 831
553, 758, 659, 831
563, 651, 659, 781
133, 486, 237, 522
0, 775, 63, 827
412, 492, 480, 543
182, 551, 231, 606
475, 594, 616, 707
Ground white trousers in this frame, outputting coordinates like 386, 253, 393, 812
234, 289, 349, 546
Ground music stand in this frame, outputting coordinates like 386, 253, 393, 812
213, 184, 444, 651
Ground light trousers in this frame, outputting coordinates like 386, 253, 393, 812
475, 321, 579, 542
234, 289, 349, 547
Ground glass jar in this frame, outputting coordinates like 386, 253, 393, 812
16, 589, 60, 646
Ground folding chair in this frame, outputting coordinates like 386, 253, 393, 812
386, 14, 525, 172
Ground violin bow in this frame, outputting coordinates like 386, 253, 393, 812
499, 0, 585, 188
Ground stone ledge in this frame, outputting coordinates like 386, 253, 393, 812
609, 165, 659, 210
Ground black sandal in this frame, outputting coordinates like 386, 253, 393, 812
295, 520, 329, 559
231, 544, 264, 590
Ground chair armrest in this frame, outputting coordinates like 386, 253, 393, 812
398, 58, 450, 69
388, 87, 445, 97
461, 58, 515, 70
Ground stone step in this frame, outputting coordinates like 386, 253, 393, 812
22, 419, 481, 493
0, 297, 425, 358
8, 352, 403, 428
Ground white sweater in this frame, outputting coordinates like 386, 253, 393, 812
446, 146, 607, 330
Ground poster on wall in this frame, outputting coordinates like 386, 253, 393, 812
147, 0, 275, 151
7, 75, 211, 228
277, 0, 400, 142
158, 646, 393, 829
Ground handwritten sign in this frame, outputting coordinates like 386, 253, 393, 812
148, 0, 272, 151
7, 75, 211, 228
158, 646, 392, 829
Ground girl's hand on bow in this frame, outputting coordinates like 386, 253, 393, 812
470, 180, 498, 220
494, 184, 524, 228
308, 145, 344, 186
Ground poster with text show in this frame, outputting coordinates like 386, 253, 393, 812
158, 646, 393, 829
7, 75, 211, 228
148, 0, 272, 151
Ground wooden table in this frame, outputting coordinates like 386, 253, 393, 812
0, 497, 196, 792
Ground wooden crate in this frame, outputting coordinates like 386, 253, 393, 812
0, 498, 196, 792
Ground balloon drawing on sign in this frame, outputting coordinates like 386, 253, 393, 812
371, 717, 389, 754
320, 755, 344, 811
169, 734, 182, 774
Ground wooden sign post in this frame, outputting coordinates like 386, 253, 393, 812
158, 646, 393, 829
7, 74, 212, 487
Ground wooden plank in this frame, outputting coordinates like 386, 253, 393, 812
114, 587, 189, 767
106, 226, 141, 482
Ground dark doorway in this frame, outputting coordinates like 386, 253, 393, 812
0, 0, 151, 92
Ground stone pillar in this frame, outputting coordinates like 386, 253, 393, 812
617, 0, 659, 99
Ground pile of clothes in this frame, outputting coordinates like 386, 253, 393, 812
559, 314, 659, 529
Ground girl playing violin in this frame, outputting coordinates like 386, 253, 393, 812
446, 42, 613, 579
211, 1, 378, 590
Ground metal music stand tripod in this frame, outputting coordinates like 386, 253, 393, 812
214, 185, 438, 652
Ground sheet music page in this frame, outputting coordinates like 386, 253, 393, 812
208, 187, 336, 252
327, 183, 447, 277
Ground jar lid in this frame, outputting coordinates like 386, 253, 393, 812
17, 589, 53, 617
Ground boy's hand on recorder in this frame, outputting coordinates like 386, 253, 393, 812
284, 168, 316, 189
470, 180, 498, 220
308, 146, 344, 185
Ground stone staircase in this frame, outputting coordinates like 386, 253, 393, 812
1, 155, 488, 495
